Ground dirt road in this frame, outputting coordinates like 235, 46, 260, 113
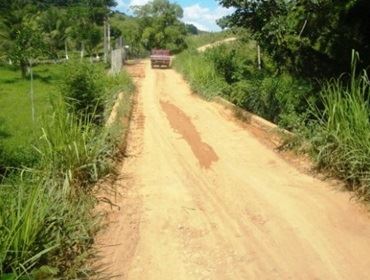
95, 61, 370, 279
197, 37, 237, 52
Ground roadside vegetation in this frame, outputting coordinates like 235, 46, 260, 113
175, 0, 370, 200
0, 0, 197, 276
0, 0, 136, 278
310, 54, 370, 198
174, 39, 313, 131
0, 61, 134, 279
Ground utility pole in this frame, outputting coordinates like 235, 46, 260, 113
65, 40, 69, 60
29, 58, 35, 123
104, 20, 108, 63
80, 42, 85, 61
107, 21, 111, 53
257, 44, 261, 70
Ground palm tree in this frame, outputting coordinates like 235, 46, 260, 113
39, 7, 73, 60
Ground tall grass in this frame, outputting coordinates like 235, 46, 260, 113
36, 102, 107, 192
0, 62, 135, 278
173, 49, 228, 100
174, 41, 312, 130
0, 180, 56, 277
0, 103, 102, 278
310, 52, 370, 198
0, 178, 97, 279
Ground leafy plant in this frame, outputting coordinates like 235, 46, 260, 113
61, 61, 105, 125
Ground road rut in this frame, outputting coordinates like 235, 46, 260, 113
95, 60, 370, 280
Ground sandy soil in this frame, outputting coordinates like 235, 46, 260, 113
94, 60, 370, 280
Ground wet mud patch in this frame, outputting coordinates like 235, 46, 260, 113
160, 100, 218, 169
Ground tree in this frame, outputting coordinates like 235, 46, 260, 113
218, 0, 370, 77
0, 0, 117, 69
111, 13, 146, 56
9, 23, 45, 77
185, 24, 198, 35
0, 1, 46, 77
39, 6, 73, 59
133, 0, 187, 53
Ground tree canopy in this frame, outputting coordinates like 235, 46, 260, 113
218, 0, 370, 77
132, 0, 187, 53
0, 0, 116, 76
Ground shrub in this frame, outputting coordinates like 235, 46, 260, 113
204, 45, 241, 84
175, 42, 313, 131
61, 62, 105, 125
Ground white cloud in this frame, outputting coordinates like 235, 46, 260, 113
185, 21, 209, 32
130, 0, 150, 5
183, 4, 234, 32
115, 0, 149, 11
115, 1, 234, 32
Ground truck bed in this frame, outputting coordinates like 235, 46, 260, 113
150, 50, 171, 68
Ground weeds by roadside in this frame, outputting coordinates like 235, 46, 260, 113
174, 40, 314, 131
309, 52, 370, 199
0, 61, 135, 279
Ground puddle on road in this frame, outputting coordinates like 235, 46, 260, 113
160, 100, 219, 169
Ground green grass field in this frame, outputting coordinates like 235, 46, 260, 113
0, 64, 64, 167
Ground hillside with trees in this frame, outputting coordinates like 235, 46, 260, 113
218, 0, 370, 77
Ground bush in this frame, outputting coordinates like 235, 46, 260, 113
237, 74, 312, 130
204, 45, 241, 84
175, 42, 313, 131
61, 62, 105, 125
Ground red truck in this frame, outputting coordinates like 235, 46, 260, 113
150, 49, 171, 68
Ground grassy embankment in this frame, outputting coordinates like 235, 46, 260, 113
0, 61, 135, 279
174, 36, 370, 200
185, 31, 231, 49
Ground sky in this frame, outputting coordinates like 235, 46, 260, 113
115, 0, 234, 32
